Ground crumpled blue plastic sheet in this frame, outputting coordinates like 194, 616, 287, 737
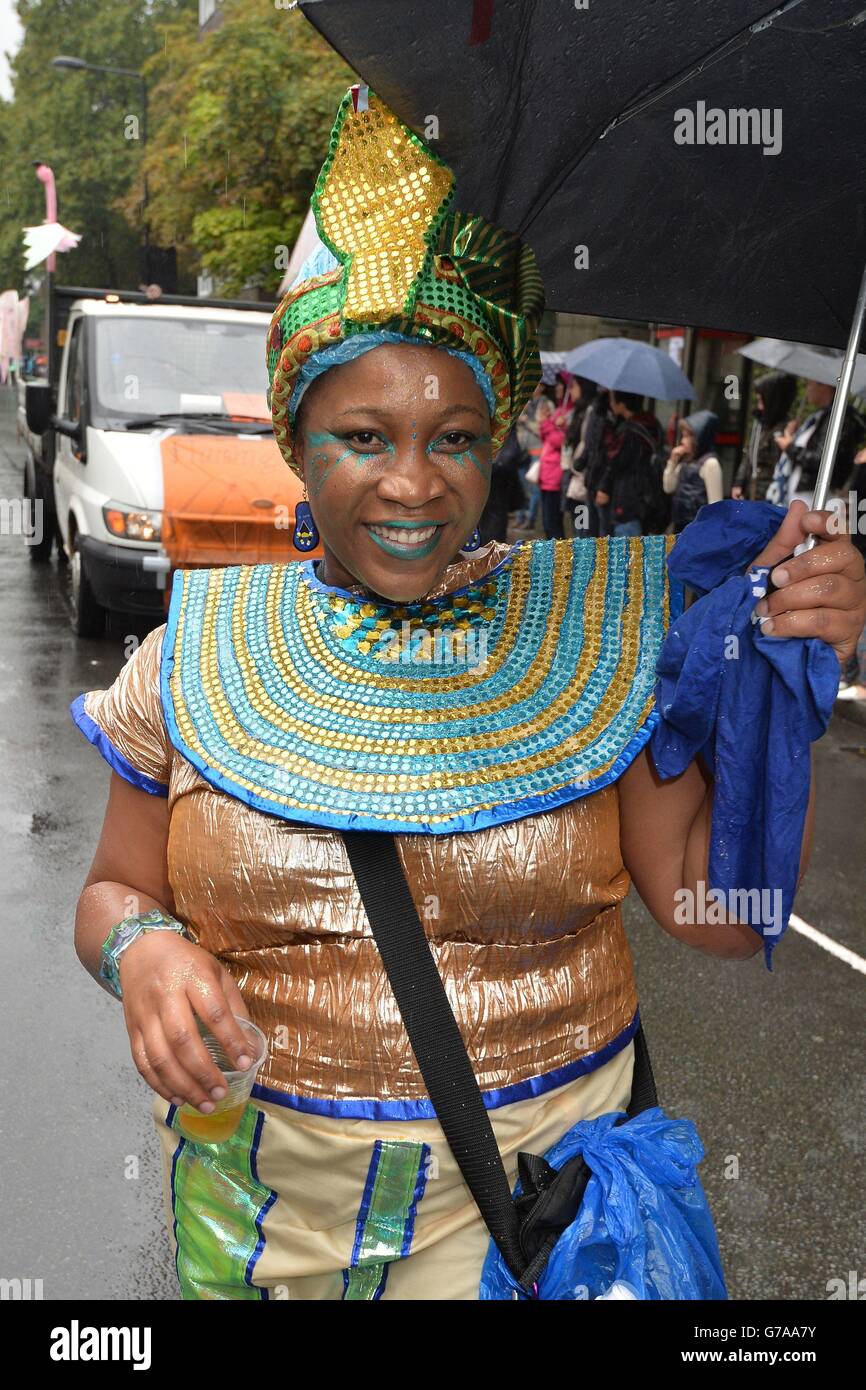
650, 500, 840, 967
479, 1107, 727, 1300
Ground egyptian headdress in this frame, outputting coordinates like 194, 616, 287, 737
266, 85, 546, 476
160, 86, 681, 836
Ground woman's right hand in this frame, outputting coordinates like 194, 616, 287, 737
118, 932, 254, 1113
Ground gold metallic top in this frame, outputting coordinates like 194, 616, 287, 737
82, 544, 640, 1108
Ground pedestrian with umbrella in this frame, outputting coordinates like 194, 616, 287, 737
563, 337, 697, 408
561, 338, 695, 535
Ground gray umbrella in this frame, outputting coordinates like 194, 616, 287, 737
562, 338, 696, 400
739, 338, 866, 396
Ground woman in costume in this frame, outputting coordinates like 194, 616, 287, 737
72, 88, 866, 1300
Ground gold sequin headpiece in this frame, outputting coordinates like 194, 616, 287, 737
267, 85, 545, 477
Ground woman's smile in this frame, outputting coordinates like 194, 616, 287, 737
365, 520, 446, 559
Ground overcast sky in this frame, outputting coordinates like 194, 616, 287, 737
0, 0, 23, 101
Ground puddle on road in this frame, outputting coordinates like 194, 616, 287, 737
30, 810, 62, 836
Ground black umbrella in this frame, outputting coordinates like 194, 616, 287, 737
298, 0, 866, 513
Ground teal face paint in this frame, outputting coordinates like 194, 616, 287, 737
303, 426, 491, 499
303, 429, 395, 496
425, 431, 492, 479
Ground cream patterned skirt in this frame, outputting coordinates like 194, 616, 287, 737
154, 1041, 635, 1301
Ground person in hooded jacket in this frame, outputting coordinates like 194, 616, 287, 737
664, 410, 723, 533
731, 371, 797, 501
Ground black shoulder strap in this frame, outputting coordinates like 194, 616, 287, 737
341, 829, 525, 1279
341, 828, 658, 1289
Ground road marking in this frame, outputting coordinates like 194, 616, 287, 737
788, 913, 866, 976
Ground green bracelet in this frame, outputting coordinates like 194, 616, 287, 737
100, 909, 191, 999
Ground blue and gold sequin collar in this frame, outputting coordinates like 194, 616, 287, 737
299, 547, 519, 664
161, 536, 680, 834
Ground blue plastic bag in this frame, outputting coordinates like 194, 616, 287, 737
478, 1107, 727, 1300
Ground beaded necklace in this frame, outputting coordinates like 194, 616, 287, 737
308, 559, 502, 661
308, 547, 517, 661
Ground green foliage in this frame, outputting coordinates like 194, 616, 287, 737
0, 0, 196, 296
0, 0, 354, 304
133, 0, 354, 295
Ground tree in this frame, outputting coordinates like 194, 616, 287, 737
0, 0, 196, 293
128, 0, 354, 296
0, 0, 354, 303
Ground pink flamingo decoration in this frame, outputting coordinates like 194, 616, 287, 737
23, 163, 81, 271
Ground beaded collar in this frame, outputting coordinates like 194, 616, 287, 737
302, 546, 516, 663
161, 536, 680, 835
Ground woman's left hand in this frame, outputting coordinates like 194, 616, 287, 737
751, 499, 866, 666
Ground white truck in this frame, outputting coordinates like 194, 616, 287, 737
23, 285, 311, 636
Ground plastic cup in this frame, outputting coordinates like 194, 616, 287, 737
175, 1015, 268, 1144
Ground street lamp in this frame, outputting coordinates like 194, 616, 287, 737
51, 54, 150, 276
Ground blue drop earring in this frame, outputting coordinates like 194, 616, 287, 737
292, 496, 319, 552
461, 526, 483, 553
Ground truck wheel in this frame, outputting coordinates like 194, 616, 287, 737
69, 536, 105, 638
24, 466, 54, 562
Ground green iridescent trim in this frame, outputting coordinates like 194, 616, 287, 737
99, 909, 189, 999
169, 1104, 277, 1300
342, 1140, 430, 1300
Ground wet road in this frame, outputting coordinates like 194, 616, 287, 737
0, 388, 863, 1301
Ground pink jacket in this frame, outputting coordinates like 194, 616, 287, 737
539, 404, 570, 491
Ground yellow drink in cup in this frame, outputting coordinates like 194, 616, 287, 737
177, 1099, 250, 1144
176, 1015, 268, 1145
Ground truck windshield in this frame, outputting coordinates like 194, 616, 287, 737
90, 316, 270, 423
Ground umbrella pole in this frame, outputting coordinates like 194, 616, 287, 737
808, 255, 866, 520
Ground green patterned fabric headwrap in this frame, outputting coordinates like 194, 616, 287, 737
267, 85, 545, 477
